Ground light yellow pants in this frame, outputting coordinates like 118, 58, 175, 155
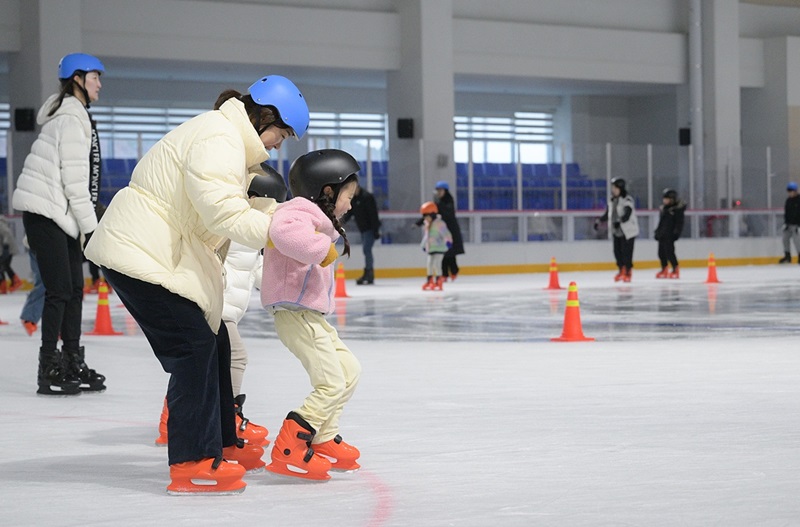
224, 320, 247, 397
273, 309, 361, 443
427, 252, 444, 276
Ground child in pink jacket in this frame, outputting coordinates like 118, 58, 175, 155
261, 149, 362, 481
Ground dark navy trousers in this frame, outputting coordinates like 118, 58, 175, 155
102, 267, 237, 465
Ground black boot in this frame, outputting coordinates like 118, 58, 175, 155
356, 268, 374, 285
37, 348, 81, 396
779, 252, 791, 263
64, 346, 106, 392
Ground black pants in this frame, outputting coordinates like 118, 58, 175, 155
102, 267, 236, 465
613, 235, 635, 270
22, 212, 84, 352
658, 239, 678, 269
442, 252, 460, 278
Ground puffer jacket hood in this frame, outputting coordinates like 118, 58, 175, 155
85, 98, 274, 332
12, 94, 97, 238
261, 198, 340, 315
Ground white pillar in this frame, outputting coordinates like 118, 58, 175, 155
387, 0, 455, 211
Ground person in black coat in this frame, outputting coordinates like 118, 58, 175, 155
778, 182, 800, 264
433, 181, 464, 280
654, 188, 686, 279
342, 186, 381, 284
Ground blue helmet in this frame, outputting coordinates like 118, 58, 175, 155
58, 53, 104, 80
788, 182, 798, 191
248, 76, 309, 139
435, 180, 450, 191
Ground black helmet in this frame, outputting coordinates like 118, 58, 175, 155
662, 188, 677, 201
611, 178, 626, 190
289, 149, 360, 200
248, 163, 288, 202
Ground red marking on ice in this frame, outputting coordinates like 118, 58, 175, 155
361, 470, 393, 527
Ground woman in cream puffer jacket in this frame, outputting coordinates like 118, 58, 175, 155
13, 53, 105, 397
85, 75, 310, 494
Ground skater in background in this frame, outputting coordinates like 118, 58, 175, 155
11, 53, 106, 396
654, 188, 686, 279
20, 239, 45, 336
0, 216, 22, 293
86, 75, 309, 494
419, 201, 452, 291
594, 178, 639, 282
223, 164, 288, 445
433, 181, 464, 280
262, 149, 362, 482
779, 182, 800, 264
342, 185, 381, 285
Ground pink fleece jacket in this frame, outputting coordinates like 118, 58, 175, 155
261, 197, 339, 314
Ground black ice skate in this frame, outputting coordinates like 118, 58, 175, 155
37, 349, 81, 396
64, 346, 106, 392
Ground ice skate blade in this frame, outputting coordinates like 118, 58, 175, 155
166, 485, 246, 496
330, 466, 360, 473
265, 463, 330, 482
36, 387, 81, 397
80, 387, 107, 393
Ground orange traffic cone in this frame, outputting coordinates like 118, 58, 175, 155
86, 280, 122, 336
551, 282, 594, 342
705, 253, 721, 284
334, 262, 350, 298
544, 257, 564, 290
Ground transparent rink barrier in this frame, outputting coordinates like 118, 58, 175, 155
366, 210, 783, 245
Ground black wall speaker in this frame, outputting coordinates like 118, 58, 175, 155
397, 118, 414, 139
14, 108, 36, 131
679, 127, 691, 146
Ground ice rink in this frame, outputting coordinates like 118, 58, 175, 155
1, 264, 799, 526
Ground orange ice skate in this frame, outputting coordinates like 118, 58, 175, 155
234, 394, 269, 446
314, 435, 361, 471
223, 439, 265, 473
22, 320, 37, 336
266, 412, 331, 481
166, 457, 246, 495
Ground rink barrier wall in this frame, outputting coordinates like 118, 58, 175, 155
1, 214, 787, 281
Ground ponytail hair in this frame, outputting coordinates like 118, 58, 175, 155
310, 174, 359, 258
214, 89, 281, 133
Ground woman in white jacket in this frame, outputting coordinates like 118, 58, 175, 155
12, 53, 106, 396
85, 75, 309, 495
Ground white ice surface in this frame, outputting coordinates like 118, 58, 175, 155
1, 265, 799, 526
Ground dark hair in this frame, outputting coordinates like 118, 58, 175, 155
47, 75, 84, 116
310, 174, 359, 258
213, 89, 284, 133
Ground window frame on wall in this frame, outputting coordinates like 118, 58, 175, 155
453, 111, 555, 164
